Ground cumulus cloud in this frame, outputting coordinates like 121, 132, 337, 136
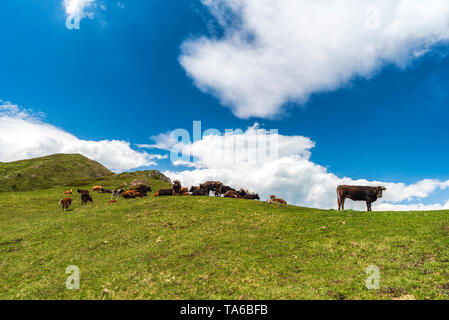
180, 0, 449, 118
63, 0, 95, 28
163, 125, 449, 211
0, 101, 159, 172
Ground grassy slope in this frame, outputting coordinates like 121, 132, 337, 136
1, 175, 449, 300
0, 154, 113, 192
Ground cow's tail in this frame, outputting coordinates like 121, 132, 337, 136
336, 187, 340, 209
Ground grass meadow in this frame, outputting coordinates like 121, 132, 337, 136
1, 175, 449, 300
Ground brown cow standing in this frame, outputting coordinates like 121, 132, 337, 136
337, 185, 386, 212
201, 181, 224, 197
58, 198, 72, 211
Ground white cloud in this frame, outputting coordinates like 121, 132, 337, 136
180, 0, 449, 118
0, 101, 159, 173
136, 132, 179, 151
63, 0, 95, 24
163, 125, 449, 211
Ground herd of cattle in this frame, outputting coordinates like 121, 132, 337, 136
58, 180, 387, 212
58, 180, 288, 211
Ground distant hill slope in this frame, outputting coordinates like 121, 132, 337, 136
0, 154, 113, 192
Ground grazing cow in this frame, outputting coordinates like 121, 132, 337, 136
64, 189, 73, 194
201, 181, 224, 197
337, 185, 386, 212
93, 186, 103, 192
155, 189, 174, 196
58, 198, 72, 211
269, 195, 287, 205
76, 189, 89, 194
81, 193, 93, 205
224, 190, 240, 199
111, 189, 125, 200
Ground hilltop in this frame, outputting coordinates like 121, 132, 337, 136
0, 182, 448, 299
0, 154, 112, 192
0, 154, 171, 193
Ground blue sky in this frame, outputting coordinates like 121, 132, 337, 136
1, 0, 449, 209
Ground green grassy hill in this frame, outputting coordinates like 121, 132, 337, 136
0, 154, 113, 192
1, 170, 449, 299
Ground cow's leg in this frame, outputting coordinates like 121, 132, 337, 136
338, 197, 341, 210
341, 198, 345, 210
366, 201, 371, 212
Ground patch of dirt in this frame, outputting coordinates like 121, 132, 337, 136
382, 287, 406, 298
327, 290, 346, 300
393, 294, 415, 300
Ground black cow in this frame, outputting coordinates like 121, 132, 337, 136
337, 185, 386, 212
135, 184, 152, 196
81, 192, 93, 205
156, 189, 174, 196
